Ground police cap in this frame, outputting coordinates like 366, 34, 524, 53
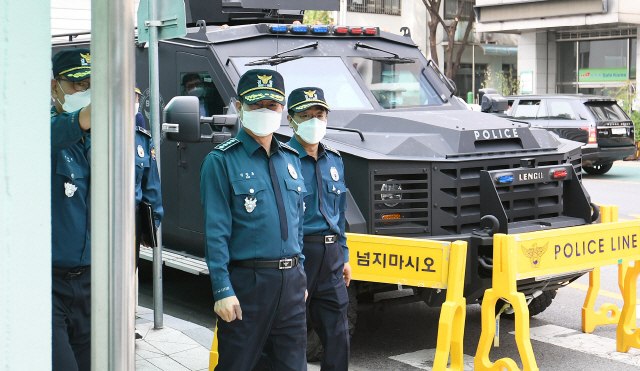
135, 82, 142, 96
52, 48, 91, 82
238, 69, 285, 105
287, 87, 330, 113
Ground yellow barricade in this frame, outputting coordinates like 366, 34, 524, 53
475, 218, 640, 371
209, 234, 468, 371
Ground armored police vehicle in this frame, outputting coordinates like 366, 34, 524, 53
52, 0, 598, 358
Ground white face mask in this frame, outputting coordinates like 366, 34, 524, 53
135, 103, 140, 113
57, 81, 91, 112
241, 107, 282, 137
188, 87, 204, 98
292, 117, 327, 144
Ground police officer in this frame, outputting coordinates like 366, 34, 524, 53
134, 84, 163, 266
200, 69, 308, 371
50, 48, 92, 371
287, 87, 351, 371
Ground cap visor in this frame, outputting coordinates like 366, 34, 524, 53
62, 68, 91, 82
291, 101, 330, 112
242, 89, 285, 105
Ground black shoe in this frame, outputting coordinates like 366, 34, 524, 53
135, 331, 143, 340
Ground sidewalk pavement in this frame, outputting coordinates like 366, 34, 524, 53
135, 306, 323, 371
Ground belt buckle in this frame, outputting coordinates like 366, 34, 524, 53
65, 268, 85, 280
324, 235, 336, 244
279, 258, 293, 270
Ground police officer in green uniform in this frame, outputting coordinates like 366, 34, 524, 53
50, 48, 92, 371
200, 69, 308, 371
287, 87, 350, 371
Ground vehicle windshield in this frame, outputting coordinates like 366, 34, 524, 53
586, 102, 630, 121
231, 57, 373, 110
348, 57, 444, 108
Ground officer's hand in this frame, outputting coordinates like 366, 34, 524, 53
79, 104, 91, 131
214, 296, 242, 322
343, 262, 352, 287
305, 290, 308, 302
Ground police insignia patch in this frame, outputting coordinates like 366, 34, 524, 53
304, 89, 317, 100
280, 142, 299, 155
137, 145, 145, 158
215, 138, 240, 151
257, 75, 273, 87
324, 145, 341, 157
288, 163, 298, 179
151, 147, 156, 161
330, 166, 339, 181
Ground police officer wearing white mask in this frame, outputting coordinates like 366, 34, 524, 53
287, 87, 351, 371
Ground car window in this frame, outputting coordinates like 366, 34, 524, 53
547, 99, 576, 120
585, 102, 629, 121
513, 100, 546, 119
231, 57, 373, 110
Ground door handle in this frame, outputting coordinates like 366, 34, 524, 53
178, 142, 187, 168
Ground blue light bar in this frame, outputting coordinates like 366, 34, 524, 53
311, 26, 329, 34
269, 25, 288, 33
291, 25, 309, 34
497, 175, 514, 184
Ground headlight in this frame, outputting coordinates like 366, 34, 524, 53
380, 179, 402, 207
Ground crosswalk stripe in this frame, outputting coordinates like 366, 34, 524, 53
389, 349, 474, 370
510, 325, 640, 367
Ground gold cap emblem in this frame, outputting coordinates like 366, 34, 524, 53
80, 52, 91, 64
257, 75, 272, 85
304, 90, 316, 99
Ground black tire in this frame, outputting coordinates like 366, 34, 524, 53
496, 290, 556, 318
583, 162, 614, 175
306, 284, 358, 362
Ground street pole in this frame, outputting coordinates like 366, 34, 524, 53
91, 0, 136, 368
147, 0, 164, 329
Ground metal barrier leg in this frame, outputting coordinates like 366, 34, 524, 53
617, 260, 640, 353
474, 235, 539, 371
433, 241, 467, 371
209, 321, 218, 370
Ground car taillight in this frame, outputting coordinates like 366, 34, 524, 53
581, 126, 597, 143
551, 169, 567, 179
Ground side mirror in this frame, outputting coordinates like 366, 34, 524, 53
162, 96, 201, 143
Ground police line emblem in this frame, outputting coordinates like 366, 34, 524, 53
521, 242, 548, 268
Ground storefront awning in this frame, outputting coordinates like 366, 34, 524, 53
480, 44, 518, 56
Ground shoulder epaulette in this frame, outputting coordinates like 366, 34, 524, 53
279, 141, 299, 155
215, 138, 240, 152
136, 126, 152, 138
324, 144, 341, 157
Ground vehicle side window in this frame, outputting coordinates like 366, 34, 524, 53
586, 102, 629, 121
513, 100, 546, 119
180, 72, 225, 117
547, 99, 576, 120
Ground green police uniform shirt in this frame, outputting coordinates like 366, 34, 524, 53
200, 128, 307, 301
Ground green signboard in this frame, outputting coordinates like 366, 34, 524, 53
578, 68, 628, 82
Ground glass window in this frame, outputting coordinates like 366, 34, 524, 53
557, 85, 577, 94
180, 72, 225, 117
349, 57, 444, 108
631, 38, 636, 80
547, 99, 576, 120
579, 39, 628, 69
585, 102, 629, 121
513, 100, 546, 119
557, 41, 576, 83
231, 57, 373, 110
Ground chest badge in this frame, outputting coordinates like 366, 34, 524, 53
330, 166, 339, 181
244, 196, 257, 213
64, 182, 78, 198
288, 163, 298, 179
137, 145, 145, 158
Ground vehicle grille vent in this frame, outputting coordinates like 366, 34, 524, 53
432, 157, 566, 235
372, 168, 430, 235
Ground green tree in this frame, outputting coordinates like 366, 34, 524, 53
303, 10, 334, 25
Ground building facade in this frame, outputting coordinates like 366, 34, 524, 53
476, 0, 640, 96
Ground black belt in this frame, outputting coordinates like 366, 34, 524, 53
230, 256, 299, 270
52, 266, 89, 280
303, 234, 338, 244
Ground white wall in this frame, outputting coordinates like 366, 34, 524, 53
0, 0, 52, 370
517, 31, 556, 94
51, 0, 141, 35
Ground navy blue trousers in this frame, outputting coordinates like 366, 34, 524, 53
215, 264, 307, 371
52, 268, 91, 371
304, 240, 350, 371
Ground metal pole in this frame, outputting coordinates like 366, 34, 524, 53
91, 0, 135, 368
148, 0, 164, 329
472, 44, 475, 103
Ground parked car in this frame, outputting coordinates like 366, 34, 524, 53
506, 95, 636, 174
